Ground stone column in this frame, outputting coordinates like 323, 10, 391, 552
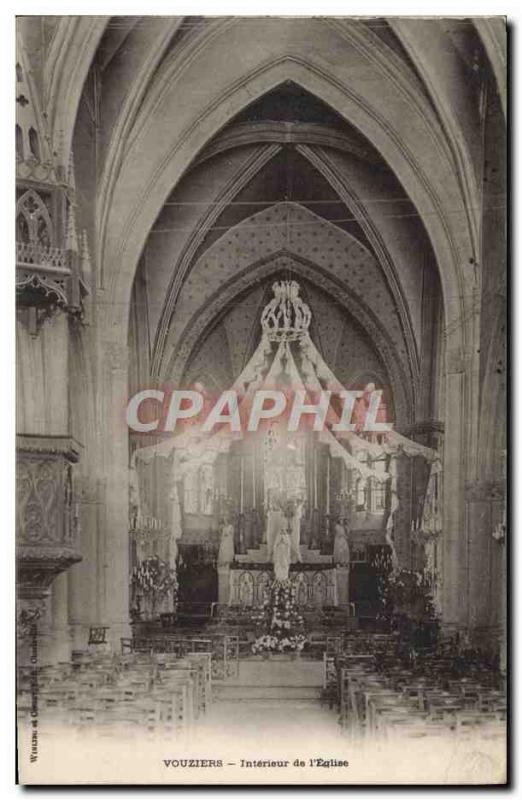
438, 335, 483, 637
50, 572, 71, 662
92, 339, 132, 650
465, 480, 506, 652
440, 364, 468, 632
68, 476, 103, 650
66, 328, 133, 652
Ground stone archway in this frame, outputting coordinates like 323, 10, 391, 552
71, 21, 484, 641
97, 40, 476, 337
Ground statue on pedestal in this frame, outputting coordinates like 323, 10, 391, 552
333, 517, 351, 566
273, 528, 291, 582
266, 489, 285, 559
283, 497, 302, 562
218, 517, 235, 566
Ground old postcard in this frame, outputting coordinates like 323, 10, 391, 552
15, 14, 507, 785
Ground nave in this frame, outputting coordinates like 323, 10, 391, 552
17, 629, 506, 783
15, 15, 507, 787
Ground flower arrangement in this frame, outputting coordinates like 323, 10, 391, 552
374, 551, 440, 655
251, 579, 307, 654
131, 557, 178, 618
377, 567, 438, 625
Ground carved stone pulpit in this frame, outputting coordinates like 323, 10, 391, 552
16, 435, 82, 662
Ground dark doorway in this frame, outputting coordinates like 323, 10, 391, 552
177, 544, 218, 627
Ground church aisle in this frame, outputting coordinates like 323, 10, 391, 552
196, 658, 346, 747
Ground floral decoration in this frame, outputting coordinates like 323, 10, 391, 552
251, 579, 307, 654
374, 549, 440, 654
131, 556, 178, 617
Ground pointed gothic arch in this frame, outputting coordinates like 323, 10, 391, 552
92, 41, 476, 354
16, 189, 54, 248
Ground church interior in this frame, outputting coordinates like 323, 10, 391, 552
16, 16, 507, 757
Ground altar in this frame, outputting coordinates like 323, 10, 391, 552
225, 543, 339, 607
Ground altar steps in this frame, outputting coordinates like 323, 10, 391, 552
215, 684, 322, 701
235, 544, 333, 565
206, 659, 329, 730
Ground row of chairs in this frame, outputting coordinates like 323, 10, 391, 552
324, 634, 506, 741
120, 631, 239, 680
17, 649, 212, 738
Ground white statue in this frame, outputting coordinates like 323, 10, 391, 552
266, 489, 285, 558
218, 519, 235, 566
289, 498, 303, 562
333, 518, 351, 566
199, 463, 214, 515
273, 529, 291, 582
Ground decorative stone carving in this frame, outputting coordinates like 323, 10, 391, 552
16, 189, 54, 247
16, 187, 90, 332
17, 458, 61, 545
16, 436, 82, 636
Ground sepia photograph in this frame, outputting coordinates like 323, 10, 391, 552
14, 12, 507, 785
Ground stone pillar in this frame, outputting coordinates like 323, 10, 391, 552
438, 335, 483, 638
95, 339, 132, 650
50, 572, 71, 662
336, 566, 350, 605
217, 565, 231, 604
440, 366, 467, 632
66, 328, 133, 652
68, 476, 103, 650
465, 480, 506, 653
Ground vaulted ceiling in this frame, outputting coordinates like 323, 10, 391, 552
16, 14, 506, 434
125, 76, 444, 425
